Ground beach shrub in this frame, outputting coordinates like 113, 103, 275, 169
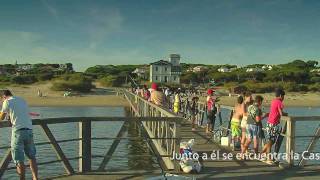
36, 73, 54, 81
0, 75, 10, 82
308, 83, 320, 92
10, 75, 37, 84
51, 74, 94, 92
98, 75, 124, 87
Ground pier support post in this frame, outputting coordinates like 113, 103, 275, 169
286, 118, 295, 167
79, 120, 92, 172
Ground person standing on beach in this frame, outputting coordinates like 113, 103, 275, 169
241, 91, 253, 152
0, 90, 39, 180
261, 89, 288, 163
242, 95, 267, 155
150, 83, 166, 107
231, 96, 245, 150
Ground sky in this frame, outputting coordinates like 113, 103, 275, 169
0, 0, 319, 71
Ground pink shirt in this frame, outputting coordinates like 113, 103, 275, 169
268, 99, 284, 125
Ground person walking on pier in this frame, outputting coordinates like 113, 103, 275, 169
231, 96, 245, 150
150, 83, 166, 107
242, 95, 268, 156
173, 88, 181, 114
190, 96, 199, 131
206, 89, 218, 134
0, 90, 39, 180
241, 91, 253, 153
261, 89, 288, 163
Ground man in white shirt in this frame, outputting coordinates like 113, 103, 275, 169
0, 90, 38, 180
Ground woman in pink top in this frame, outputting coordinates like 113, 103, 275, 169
261, 89, 288, 163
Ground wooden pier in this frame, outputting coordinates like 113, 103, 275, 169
0, 89, 319, 179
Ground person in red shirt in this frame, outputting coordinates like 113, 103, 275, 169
261, 89, 288, 162
206, 89, 218, 134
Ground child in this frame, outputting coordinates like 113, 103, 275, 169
231, 96, 244, 150
242, 95, 268, 155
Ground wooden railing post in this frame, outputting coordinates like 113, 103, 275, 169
286, 118, 295, 167
174, 121, 181, 172
79, 120, 92, 172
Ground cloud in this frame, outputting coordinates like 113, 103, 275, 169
86, 7, 124, 49
40, 0, 59, 21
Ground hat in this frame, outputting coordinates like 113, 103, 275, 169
207, 89, 214, 95
151, 83, 158, 90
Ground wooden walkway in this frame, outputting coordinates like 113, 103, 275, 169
55, 120, 320, 180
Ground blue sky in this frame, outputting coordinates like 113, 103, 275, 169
0, 0, 319, 71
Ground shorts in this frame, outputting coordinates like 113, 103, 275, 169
246, 124, 260, 140
240, 116, 247, 129
11, 130, 37, 164
265, 123, 281, 143
231, 119, 241, 137
207, 111, 216, 124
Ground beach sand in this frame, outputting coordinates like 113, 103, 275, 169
3, 83, 319, 107
4, 83, 129, 107
217, 92, 320, 107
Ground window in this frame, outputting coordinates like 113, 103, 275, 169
164, 76, 168, 82
155, 66, 158, 71
174, 76, 176, 81
155, 76, 158, 80
165, 67, 167, 71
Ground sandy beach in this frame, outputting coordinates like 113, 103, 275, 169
217, 92, 320, 107
2, 83, 320, 107
3, 83, 129, 107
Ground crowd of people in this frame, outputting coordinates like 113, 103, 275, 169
132, 83, 288, 164
131, 83, 221, 134
231, 89, 288, 163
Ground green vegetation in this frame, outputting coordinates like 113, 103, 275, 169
51, 74, 94, 92
181, 60, 319, 92
0, 63, 73, 85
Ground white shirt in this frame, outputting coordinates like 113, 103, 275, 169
1, 96, 33, 131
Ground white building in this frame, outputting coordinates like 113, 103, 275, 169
218, 67, 231, 73
193, 66, 208, 73
133, 67, 148, 79
246, 67, 264, 72
17, 64, 33, 71
262, 65, 273, 70
150, 54, 182, 84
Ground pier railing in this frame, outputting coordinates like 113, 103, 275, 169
121, 89, 320, 168
121, 89, 182, 170
0, 116, 182, 179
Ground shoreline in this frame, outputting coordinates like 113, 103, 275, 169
3, 83, 319, 108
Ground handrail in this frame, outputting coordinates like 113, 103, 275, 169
119, 88, 320, 168
0, 115, 182, 179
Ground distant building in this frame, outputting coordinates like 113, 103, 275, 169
150, 54, 182, 84
193, 66, 208, 73
133, 67, 148, 79
262, 65, 273, 70
218, 67, 231, 73
246, 67, 264, 72
59, 64, 68, 70
17, 64, 33, 71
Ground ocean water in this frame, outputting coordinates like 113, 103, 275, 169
0, 107, 157, 179
0, 106, 319, 179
